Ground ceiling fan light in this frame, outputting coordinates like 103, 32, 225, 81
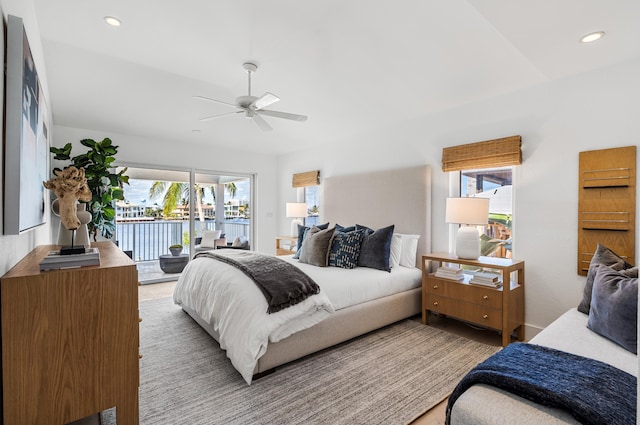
104, 16, 122, 27
580, 31, 604, 43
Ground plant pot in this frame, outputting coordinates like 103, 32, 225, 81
169, 247, 183, 256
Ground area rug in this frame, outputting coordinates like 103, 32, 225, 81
105, 297, 500, 425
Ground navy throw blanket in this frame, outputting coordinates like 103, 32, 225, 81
195, 251, 320, 314
445, 343, 636, 425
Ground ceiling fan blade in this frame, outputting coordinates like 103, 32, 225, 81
250, 92, 280, 111
193, 95, 238, 108
200, 110, 243, 122
252, 113, 273, 131
258, 109, 308, 122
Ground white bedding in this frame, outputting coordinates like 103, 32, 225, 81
280, 254, 422, 310
449, 308, 638, 425
173, 250, 421, 384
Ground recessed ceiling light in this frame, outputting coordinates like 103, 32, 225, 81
104, 16, 122, 27
580, 31, 604, 43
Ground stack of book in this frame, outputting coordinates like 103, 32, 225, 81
434, 266, 464, 281
469, 271, 502, 288
39, 248, 100, 271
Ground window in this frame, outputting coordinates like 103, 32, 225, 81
461, 167, 513, 259
304, 185, 319, 226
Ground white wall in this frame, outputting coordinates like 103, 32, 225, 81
51, 125, 280, 254
277, 58, 640, 337
0, 0, 53, 275
0, 0, 279, 277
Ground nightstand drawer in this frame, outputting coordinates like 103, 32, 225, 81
426, 295, 502, 330
428, 277, 502, 309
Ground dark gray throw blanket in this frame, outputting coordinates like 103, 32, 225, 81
195, 251, 320, 314
445, 342, 636, 425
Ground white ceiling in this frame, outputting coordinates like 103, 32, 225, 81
32, 0, 640, 155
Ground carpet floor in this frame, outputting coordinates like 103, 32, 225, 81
109, 297, 499, 425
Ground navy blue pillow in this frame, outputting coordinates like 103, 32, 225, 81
329, 229, 365, 269
335, 223, 356, 233
356, 224, 395, 272
294, 222, 329, 259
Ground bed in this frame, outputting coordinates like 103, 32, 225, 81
447, 254, 638, 425
173, 165, 432, 383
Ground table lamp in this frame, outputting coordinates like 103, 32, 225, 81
286, 202, 307, 237
445, 197, 490, 259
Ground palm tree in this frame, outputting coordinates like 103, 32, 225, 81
149, 182, 229, 221
209, 182, 237, 202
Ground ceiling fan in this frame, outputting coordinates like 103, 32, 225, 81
194, 62, 308, 131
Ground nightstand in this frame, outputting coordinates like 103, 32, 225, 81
421, 252, 525, 347
275, 236, 298, 256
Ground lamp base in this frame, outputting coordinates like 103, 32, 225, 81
290, 218, 303, 237
455, 225, 481, 260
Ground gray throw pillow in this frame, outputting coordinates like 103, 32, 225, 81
587, 265, 638, 354
298, 226, 335, 267
577, 244, 633, 314
294, 222, 329, 259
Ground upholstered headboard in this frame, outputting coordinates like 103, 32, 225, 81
320, 165, 432, 265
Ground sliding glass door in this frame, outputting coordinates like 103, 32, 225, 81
114, 165, 253, 283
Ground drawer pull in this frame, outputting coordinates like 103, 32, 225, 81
483, 314, 488, 319
433, 301, 438, 306
139, 354, 143, 360
138, 317, 143, 323
433, 284, 438, 289
482, 295, 489, 300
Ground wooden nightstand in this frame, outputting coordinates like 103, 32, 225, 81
421, 252, 525, 347
275, 236, 298, 256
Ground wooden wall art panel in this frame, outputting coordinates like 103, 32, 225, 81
577, 146, 636, 275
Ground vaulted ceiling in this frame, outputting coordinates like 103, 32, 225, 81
32, 0, 640, 154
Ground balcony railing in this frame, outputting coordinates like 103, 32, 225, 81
116, 219, 250, 262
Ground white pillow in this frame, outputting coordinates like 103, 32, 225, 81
395, 234, 420, 268
232, 235, 249, 248
390, 234, 403, 268
200, 230, 222, 247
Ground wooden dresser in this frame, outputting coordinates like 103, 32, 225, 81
1, 242, 139, 425
421, 253, 525, 347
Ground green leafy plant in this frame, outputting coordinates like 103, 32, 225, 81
169, 244, 183, 249
50, 138, 129, 240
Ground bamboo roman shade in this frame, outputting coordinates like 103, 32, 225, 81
442, 135, 522, 172
292, 170, 320, 188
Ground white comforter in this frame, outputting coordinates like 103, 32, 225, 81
173, 251, 422, 384
173, 251, 335, 384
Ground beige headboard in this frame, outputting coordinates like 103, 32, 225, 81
320, 165, 432, 265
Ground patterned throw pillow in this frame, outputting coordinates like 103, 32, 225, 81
328, 229, 365, 269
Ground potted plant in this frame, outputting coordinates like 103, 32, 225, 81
50, 138, 129, 241
169, 244, 183, 256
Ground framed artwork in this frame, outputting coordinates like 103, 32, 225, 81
3, 14, 49, 235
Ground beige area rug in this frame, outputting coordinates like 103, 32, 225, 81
106, 297, 499, 425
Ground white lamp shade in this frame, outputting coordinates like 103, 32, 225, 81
286, 202, 307, 237
286, 202, 307, 218
445, 197, 490, 225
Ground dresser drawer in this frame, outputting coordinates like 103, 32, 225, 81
427, 277, 502, 309
426, 295, 502, 330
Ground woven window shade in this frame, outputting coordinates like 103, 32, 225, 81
442, 135, 522, 172
292, 170, 320, 188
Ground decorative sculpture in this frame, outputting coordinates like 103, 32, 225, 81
43, 166, 93, 253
